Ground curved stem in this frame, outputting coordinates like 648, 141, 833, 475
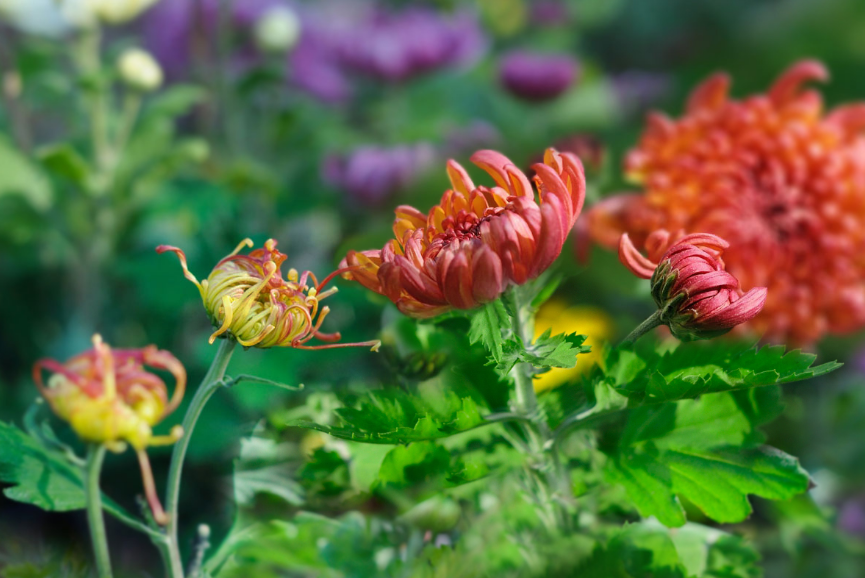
164, 338, 237, 577
85, 445, 113, 578
621, 309, 664, 346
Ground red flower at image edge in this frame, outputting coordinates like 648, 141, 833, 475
342, 148, 586, 317
584, 60, 865, 345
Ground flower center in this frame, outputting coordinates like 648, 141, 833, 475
438, 210, 492, 246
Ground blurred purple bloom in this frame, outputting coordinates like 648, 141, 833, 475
612, 70, 671, 115
323, 143, 436, 205
443, 121, 501, 156
499, 51, 578, 102
336, 8, 485, 82
144, 0, 485, 102
143, 0, 288, 79
839, 498, 865, 536
530, 1, 571, 27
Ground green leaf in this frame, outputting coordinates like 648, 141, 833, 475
0, 136, 52, 210
286, 387, 488, 444
36, 143, 91, 189
579, 522, 691, 577
603, 393, 810, 527
0, 421, 144, 530
143, 83, 207, 121
233, 433, 304, 506
377, 441, 489, 490
604, 341, 841, 405
468, 300, 509, 362
377, 442, 451, 489
0, 421, 87, 511
498, 330, 590, 375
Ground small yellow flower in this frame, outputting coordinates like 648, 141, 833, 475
33, 334, 186, 524
533, 300, 614, 393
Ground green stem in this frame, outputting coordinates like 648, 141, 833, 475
85, 445, 113, 578
506, 289, 571, 532
621, 309, 664, 346
164, 338, 237, 577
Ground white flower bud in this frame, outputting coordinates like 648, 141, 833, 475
254, 6, 301, 54
118, 48, 163, 92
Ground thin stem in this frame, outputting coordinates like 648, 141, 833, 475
621, 309, 664, 346
164, 338, 237, 577
85, 445, 113, 578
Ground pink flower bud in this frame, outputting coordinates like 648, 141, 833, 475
619, 230, 768, 341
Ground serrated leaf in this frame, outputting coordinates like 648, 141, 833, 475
605, 341, 840, 405
497, 331, 590, 375
604, 393, 810, 527
468, 300, 510, 362
0, 421, 144, 527
286, 387, 488, 445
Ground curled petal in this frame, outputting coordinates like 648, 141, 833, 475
768, 59, 828, 105
687, 72, 730, 113
446, 160, 475, 195
470, 149, 515, 192
618, 233, 657, 279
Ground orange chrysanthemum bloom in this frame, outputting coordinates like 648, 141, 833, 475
585, 60, 865, 345
34, 335, 185, 524
341, 148, 586, 317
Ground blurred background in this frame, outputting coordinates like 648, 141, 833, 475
2, 0, 865, 576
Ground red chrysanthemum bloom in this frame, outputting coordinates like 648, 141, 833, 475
33, 335, 186, 524
619, 230, 767, 341
585, 59, 865, 345
341, 148, 586, 317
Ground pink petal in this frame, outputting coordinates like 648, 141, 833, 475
618, 234, 657, 279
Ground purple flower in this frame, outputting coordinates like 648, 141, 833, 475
839, 498, 865, 536
530, 1, 571, 27
142, 0, 288, 79
442, 121, 501, 157
499, 51, 578, 102
323, 143, 436, 205
143, 0, 486, 103
611, 70, 671, 115
335, 7, 485, 83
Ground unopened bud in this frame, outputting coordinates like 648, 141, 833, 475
254, 6, 301, 54
619, 230, 768, 341
118, 48, 163, 92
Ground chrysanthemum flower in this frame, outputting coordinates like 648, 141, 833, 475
33, 335, 185, 523
158, 239, 380, 350
619, 230, 767, 341
585, 60, 865, 345
341, 148, 586, 317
